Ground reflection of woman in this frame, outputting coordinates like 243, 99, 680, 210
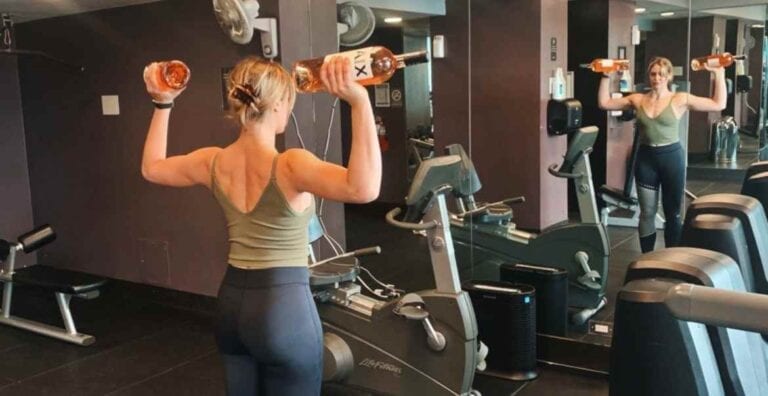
598, 57, 726, 252
141, 56, 381, 395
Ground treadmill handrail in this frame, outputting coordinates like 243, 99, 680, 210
665, 283, 768, 334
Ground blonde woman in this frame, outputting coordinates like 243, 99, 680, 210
598, 57, 725, 252
141, 56, 381, 395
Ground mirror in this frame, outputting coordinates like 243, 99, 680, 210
338, 1, 470, 294
451, 0, 692, 354
687, 1, 768, 181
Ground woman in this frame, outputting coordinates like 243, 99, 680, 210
141, 56, 381, 395
598, 57, 725, 252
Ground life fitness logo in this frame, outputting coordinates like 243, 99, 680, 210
359, 358, 403, 376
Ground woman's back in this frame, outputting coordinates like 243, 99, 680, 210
211, 143, 315, 269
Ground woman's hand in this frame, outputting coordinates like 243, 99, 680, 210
143, 62, 185, 104
320, 56, 369, 106
702, 63, 725, 74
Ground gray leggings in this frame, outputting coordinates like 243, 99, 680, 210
215, 266, 323, 395
635, 143, 685, 251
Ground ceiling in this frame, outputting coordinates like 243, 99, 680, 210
635, 0, 766, 23
0, 0, 163, 23
0, 0, 445, 24
1, 0, 763, 25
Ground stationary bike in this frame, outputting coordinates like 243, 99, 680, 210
308, 155, 481, 395
446, 126, 610, 325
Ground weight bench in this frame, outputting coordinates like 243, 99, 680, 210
0, 225, 107, 346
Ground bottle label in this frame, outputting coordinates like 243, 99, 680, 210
707, 57, 720, 67
600, 59, 614, 68
327, 48, 374, 81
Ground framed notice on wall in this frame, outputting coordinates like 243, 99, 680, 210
375, 83, 390, 107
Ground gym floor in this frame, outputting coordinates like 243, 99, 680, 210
0, 176, 742, 396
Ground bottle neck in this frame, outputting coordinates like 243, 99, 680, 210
732, 54, 747, 61
395, 50, 429, 68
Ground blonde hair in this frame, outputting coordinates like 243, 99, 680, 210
647, 56, 673, 78
226, 56, 296, 126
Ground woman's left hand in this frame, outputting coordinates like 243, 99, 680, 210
143, 62, 186, 104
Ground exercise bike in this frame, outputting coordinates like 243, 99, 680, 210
445, 126, 609, 325
308, 155, 481, 395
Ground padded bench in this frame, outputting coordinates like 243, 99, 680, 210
11, 265, 107, 296
0, 226, 107, 346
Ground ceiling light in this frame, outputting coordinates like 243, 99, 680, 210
384, 17, 402, 24
753, 24, 765, 28
635, 8, 646, 13
660, 12, 675, 17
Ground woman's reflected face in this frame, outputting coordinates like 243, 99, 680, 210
648, 65, 669, 89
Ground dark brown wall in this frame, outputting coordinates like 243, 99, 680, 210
431, 0, 470, 153
569, 0, 609, 193
747, 26, 765, 130
16, 0, 339, 296
687, 16, 726, 154
605, 0, 637, 190
644, 17, 691, 79
0, 56, 36, 267
440, 0, 568, 230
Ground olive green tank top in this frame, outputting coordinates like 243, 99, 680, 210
212, 154, 314, 269
636, 99, 681, 146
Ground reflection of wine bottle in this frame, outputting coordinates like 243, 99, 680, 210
580, 59, 630, 74
690, 52, 746, 71
144, 60, 191, 91
293, 46, 429, 93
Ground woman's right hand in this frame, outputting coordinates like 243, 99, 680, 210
143, 62, 185, 104
320, 56, 369, 106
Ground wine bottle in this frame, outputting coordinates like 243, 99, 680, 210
580, 59, 630, 74
690, 53, 746, 71
143, 60, 191, 91
293, 46, 428, 93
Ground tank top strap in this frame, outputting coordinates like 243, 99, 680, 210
269, 154, 280, 181
210, 151, 221, 187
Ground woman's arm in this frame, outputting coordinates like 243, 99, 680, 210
286, 57, 382, 203
684, 66, 726, 112
597, 73, 635, 110
140, 62, 220, 188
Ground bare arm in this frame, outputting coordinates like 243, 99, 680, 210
597, 74, 635, 110
684, 66, 726, 112
286, 57, 381, 203
140, 62, 220, 188
141, 107, 220, 187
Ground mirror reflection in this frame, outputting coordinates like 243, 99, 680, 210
686, 2, 768, 176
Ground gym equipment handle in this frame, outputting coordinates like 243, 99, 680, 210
308, 246, 381, 268
18, 225, 56, 253
665, 283, 768, 334
548, 163, 583, 179
456, 196, 525, 219
350, 246, 381, 257
385, 208, 438, 230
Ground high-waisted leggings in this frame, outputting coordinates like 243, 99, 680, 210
635, 142, 685, 252
215, 265, 323, 396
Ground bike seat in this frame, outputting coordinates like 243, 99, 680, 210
309, 256, 359, 288
469, 203, 513, 225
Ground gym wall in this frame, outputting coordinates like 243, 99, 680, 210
432, 0, 570, 230
12, 0, 341, 296
0, 56, 36, 268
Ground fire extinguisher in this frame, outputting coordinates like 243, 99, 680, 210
375, 115, 389, 152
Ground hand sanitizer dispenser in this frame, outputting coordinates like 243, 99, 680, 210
551, 68, 567, 100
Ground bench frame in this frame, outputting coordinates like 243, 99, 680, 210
0, 243, 96, 346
